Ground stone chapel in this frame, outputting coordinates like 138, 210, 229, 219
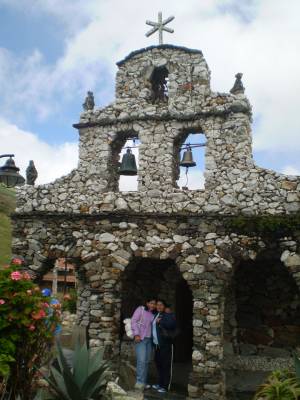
12, 42, 300, 399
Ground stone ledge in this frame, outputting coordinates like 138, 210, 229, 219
224, 355, 293, 371
73, 106, 251, 129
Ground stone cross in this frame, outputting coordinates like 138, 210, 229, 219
145, 12, 175, 45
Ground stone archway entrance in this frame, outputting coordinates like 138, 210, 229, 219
120, 257, 193, 393
224, 252, 300, 399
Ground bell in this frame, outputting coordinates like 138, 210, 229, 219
119, 148, 138, 176
180, 148, 196, 168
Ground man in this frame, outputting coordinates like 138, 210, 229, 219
152, 299, 176, 393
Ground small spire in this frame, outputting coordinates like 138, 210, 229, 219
82, 91, 95, 111
230, 73, 245, 95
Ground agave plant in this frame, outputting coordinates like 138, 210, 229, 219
254, 370, 300, 400
44, 339, 110, 400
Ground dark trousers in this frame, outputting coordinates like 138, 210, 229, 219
154, 343, 173, 390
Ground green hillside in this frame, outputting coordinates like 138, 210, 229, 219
0, 185, 16, 264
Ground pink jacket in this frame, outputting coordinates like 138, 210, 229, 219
131, 306, 154, 340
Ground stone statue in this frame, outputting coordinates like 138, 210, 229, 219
82, 91, 95, 111
230, 73, 245, 95
26, 160, 38, 185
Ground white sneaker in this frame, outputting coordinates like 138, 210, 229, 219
152, 384, 161, 390
158, 388, 167, 393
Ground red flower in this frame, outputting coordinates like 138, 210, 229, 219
32, 309, 47, 320
0, 299, 5, 305
28, 324, 35, 331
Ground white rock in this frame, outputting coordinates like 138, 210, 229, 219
99, 233, 116, 243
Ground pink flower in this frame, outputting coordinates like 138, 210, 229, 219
11, 258, 23, 265
22, 272, 31, 280
0, 299, 5, 305
11, 271, 22, 281
43, 302, 49, 308
32, 309, 47, 320
28, 325, 35, 331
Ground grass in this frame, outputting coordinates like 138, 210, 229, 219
0, 185, 16, 265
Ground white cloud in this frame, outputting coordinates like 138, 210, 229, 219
0, 0, 300, 180
0, 118, 78, 184
281, 166, 300, 176
177, 169, 205, 190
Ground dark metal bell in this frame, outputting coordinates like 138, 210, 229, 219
119, 148, 138, 176
180, 148, 196, 168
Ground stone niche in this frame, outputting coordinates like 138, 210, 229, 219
12, 43, 300, 400
224, 251, 300, 398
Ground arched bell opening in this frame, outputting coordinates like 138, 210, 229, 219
173, 130, 206, 190
119, 257, 193, 394
149, 66, 169, 104
108, 132, 140, 192
224, 251, 300, 399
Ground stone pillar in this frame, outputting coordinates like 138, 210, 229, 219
189, 278, 225, 400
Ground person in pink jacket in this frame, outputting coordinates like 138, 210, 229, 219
131, 298, 156, 390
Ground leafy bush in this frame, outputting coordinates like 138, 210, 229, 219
44, 339, 110, 399
0, 258, 60, 399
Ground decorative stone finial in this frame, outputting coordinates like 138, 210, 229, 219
26, 160, 38, 185
145, 12, 175, 45
230, 73, 245, 95
82, 91, 95, 111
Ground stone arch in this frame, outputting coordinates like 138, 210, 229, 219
99, 240, 206, 395
223, 244, 300, 398
108, 129, 140, 192
172, 125, 207, 189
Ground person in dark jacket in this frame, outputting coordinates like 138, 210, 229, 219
152, 299, 176, 393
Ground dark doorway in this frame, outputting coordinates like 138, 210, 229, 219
120, 258, 193, 393
174, 278, 193, 362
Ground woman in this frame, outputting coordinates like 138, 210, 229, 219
152, 299, 176, 393
131, 298, 156, 390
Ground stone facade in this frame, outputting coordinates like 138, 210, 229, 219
12, 44, 300, 399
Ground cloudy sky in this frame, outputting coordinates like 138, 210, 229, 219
0, 0, 299, 189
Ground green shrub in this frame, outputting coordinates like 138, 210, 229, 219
44, 339, 110, 399
255, 369, 300, 400
0, 258, 60, 399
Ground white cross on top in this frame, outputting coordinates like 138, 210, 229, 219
145, 12, 175, 45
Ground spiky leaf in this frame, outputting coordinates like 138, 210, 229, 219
81, 363, 110, 398
73, 339, 89, 388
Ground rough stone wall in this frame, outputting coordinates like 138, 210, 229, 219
12, 213, 300, 399
15, 45, 299, 216
224, 257, 300, 357
11, 44, 300, 399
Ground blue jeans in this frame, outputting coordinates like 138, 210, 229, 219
135, 337, 152, 385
